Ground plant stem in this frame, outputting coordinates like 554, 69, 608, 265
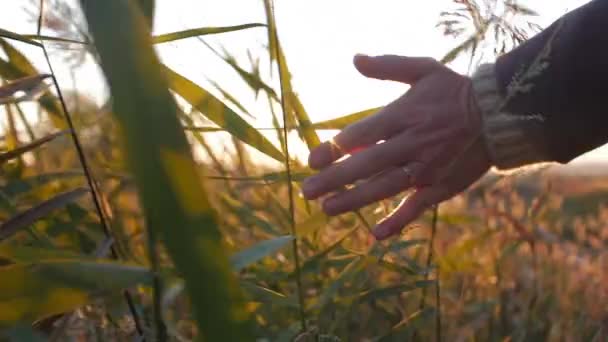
269, 0, 307, 332
417, 205, 441, 341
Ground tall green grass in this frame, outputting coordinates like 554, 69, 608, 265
0, 0, 603, 341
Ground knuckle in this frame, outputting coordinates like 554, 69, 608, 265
421, 57, 438, 65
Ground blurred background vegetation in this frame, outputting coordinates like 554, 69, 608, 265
0, 0, 605, 341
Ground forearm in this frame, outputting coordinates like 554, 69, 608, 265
473, 0, 608, 170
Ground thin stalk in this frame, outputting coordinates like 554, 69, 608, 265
435, 257, 441, 342
37, 0, 44, 35
269, 0, 307, 332
39, 34, 145, 339
417, 205, 440, 341
420, 205, 439, 308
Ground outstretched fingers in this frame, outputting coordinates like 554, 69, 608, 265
372, 185, 450, 240
321, 163, 423, 216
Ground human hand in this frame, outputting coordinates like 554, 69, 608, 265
301, 54, 491, 240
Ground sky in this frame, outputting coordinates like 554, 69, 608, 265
0, 0, 602, 165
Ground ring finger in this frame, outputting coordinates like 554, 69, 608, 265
321, 162, 424, 216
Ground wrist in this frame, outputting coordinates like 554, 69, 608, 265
471, 63, 552, 171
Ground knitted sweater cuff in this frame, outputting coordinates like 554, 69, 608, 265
471, 63, 551, 171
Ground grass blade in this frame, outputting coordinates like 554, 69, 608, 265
80, 0, 250, 339
0, 130, 68, 164
376, 307, 436, 341
0, 188, 89, 241
231, 235, 294, 272
0, 74, 52, 104
0, 245, 80, 263
0, 28, 42, 47
311, 107, 382, 130
0, 39, 66, 128
153, 23, 266, 44
355, 280, 436, 303
21, 34, 88, 45
164, 64, 284, 162
0, 260, 151, 324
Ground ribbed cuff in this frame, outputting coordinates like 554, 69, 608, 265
471, 63, 550, 171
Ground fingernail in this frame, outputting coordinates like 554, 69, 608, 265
373, 223, 391, 240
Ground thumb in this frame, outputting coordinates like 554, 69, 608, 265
353, 54, 443, 84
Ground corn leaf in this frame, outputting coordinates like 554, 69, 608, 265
164, 65, 284, 162
0, 130, 69, 164
153, 23, 266, 44
0, 260, 151, 324
79, 0, 250, 339
0, 188, 89, 242
231, 235, 294, 272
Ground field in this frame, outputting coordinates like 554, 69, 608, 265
0, 0, 606, 341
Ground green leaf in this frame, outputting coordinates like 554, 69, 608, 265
316, 256, 366, 309
387, 239, 427, 254
0, 245, 81, 263
0, 130, 69, 164
153, 24, 266, 44
0, 74, 52, 104
0, 188, 89, 242
296, 212, 328, 237
276, 40, 319, 150
0, 171, 82, 198
262, 0, 278, 68
21, 34, 88, 45
355, 280, 435, 303
204, 42, 278, 101
0, 39, 66, 129
79, 0, 250, 339
207, 78, 252, 117
377, 307, 436, 341
298, 226, 358, 276
0, 260, 150, 324
240, 282, 297, 308
311, 107, 382, 130
164, 64, 284, 162
0, 28, 42, 47
231, 235, 294, 272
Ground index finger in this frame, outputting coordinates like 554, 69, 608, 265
308, 94, 415, 170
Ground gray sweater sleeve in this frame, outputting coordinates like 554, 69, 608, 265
472, 0, 608, 170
